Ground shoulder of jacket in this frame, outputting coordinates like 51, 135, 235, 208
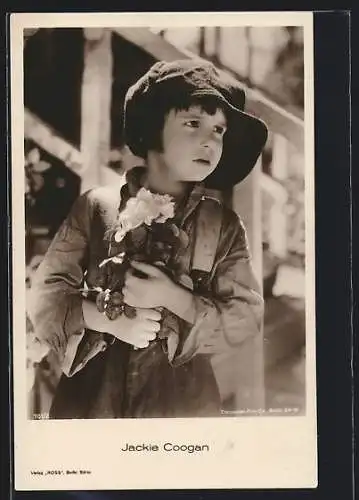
197, 194, 246, 235
217, 205, 248, 254
81, 184, 124, 212
219, 205, 245, 230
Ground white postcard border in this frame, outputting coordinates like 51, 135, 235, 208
11, 11, 317, 490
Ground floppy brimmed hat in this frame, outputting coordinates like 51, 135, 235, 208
124, 59, 268, 189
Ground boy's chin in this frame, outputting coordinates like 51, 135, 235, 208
180, 172, 212, 183
180, 176, 206, 183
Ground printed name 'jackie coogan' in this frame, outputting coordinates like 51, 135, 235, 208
121, 443, 210, 453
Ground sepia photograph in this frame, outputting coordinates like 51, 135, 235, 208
12, 12, 316, 490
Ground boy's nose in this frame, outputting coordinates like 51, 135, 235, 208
200, 136, 217, 154
199, 141, 212, 155
200, 132, 214, 147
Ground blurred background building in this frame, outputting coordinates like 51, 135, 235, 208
23, 26, 306, 418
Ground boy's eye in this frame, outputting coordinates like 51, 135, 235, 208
184, 120, 200, 128
214, 125, 226, 136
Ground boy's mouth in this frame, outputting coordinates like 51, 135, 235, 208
194, 158, 211, 166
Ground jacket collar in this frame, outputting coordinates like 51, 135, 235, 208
122, 166, 223, 226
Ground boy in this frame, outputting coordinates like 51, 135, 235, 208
29, 59, 268, 418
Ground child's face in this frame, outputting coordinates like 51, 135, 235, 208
158, 105, 227, 183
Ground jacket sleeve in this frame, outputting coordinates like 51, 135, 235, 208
169, 211, 264, 366
27, 191, 110, 376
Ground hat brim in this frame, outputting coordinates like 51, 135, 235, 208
190, 89, 268, 189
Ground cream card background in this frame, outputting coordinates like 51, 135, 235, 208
11, 11, 317, 490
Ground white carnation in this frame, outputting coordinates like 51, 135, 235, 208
114, 188, 175, 239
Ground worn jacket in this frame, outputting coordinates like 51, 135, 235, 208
28, 167, 264, 418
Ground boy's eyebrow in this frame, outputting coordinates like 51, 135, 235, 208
178, 110, 227, 127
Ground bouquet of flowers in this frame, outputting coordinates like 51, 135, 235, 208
83, 188, 192, 323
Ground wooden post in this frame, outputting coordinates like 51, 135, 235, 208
269, 134, 289, 258
80, 28, 113, 193
271, 133, 288, 181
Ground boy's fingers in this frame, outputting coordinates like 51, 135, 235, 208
135, 340, 149, 349
124, 269, 141, 286
144, 321, 161, 333
140, 331, 156, 341
139, 320, 160, 332
137, 308, 161, 321
122, 289, 133, 305
137, 331, 156, 345
131, 260, 160, 277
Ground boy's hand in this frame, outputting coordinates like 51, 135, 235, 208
112, 307, 161, 348
123, 261, 196, 323
82, 300, 161, 349
123, 261, 177, 310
